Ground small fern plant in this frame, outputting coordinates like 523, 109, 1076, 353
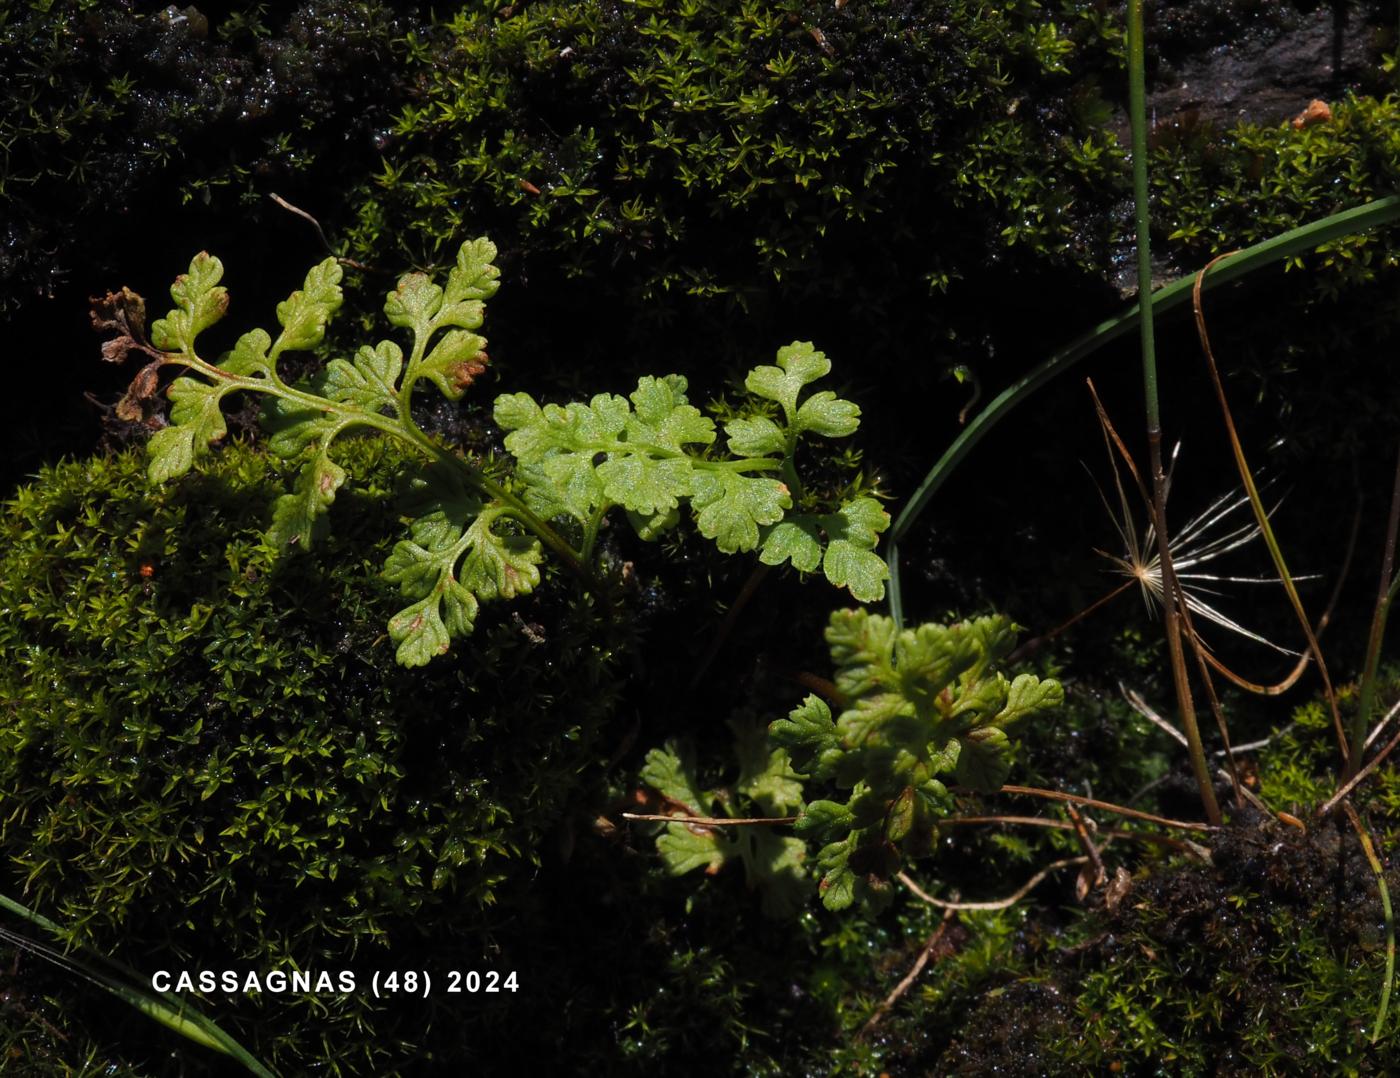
100, 239, 889, 665
644, 609, 1063, 912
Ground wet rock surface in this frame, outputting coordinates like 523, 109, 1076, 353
1148, 0, 1388, 129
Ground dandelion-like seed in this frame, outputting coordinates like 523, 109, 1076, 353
1091, 441, 1302, 656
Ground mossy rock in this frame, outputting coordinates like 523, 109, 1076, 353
340, 0, 1400, 507
1147, 93, 1400, 466
1155, 94, 1400, 270
0, 437, 634, 1072
0, 1, 431, 484
927, 682, 1400, 1076
941, 813, 1400, 1075
0, 1, 425, 314
345, 0, 1131, 391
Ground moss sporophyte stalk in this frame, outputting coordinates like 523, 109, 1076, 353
101, 238, 890, 666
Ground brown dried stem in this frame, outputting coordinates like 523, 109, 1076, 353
898, 859, 1089, 912
620, 812, 798, 827
996, 784, 1219, 832
1192, 255, 1347, 764
859, 907, 959, 1038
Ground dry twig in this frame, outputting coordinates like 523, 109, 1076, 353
268, 192, 375, 272
1317, 723, 1400, 818
859, 907, 959, 1038
997, 784, 1218, 832
898, 859, 1089, 912
620, 812, 798, 827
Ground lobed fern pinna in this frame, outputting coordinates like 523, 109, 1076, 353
99, 239, 890, 666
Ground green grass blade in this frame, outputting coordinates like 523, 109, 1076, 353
1344, 803, 1394, 1044
0, 891, 277, 1077
1127, 0, 1218, 826
886, 195, 1400, 628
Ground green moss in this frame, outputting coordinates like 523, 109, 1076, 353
931, 675, 1400, 1076
0, 437, 633, 1072
1155, 95, 1400, 292
0, 1, 422, 313
1259, 668, 1400, 818
1151, 98, 1400, 462
335, 1, 1400, 507
350, 0, 1129, 306
940, 816, 1399, 1074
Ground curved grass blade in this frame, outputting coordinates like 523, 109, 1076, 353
1190, 256, 1349, 766
886, 195, 1400, 628
0, 891, 276, 1077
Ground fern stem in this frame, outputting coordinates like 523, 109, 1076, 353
179, 354, 591, 581
620, 812, 799, 827
411, 434, 590, 579
782, 428, 805, 500
899, 859, 1088, 911
936, 815, 1208, 854
580, 499, 612, 563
